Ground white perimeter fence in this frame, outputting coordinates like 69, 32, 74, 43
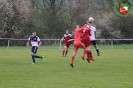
0, 38, 133, 49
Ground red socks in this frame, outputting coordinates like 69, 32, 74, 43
87, 50, 95, 61
82, 49, 86, 58
65, 50, 68, 56
62, 50, 68, 56
62, 50, 65, 56
70, 55, 75, 64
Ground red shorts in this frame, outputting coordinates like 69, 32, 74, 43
64, 43, 70, 47
73, 42, 85, 51
82, 37, 91, 47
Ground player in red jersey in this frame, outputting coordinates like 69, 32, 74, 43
81, 21, 95, 62
69, 25, 86, 67
61, 30, 72, 57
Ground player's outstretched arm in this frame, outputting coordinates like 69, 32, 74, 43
38, 41, 42, 47
61, 37, 64, 41
26, 42, 29, 46
68, 39, 74, 42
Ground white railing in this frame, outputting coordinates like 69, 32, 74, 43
0, 38, 61, 49
60, 39, 133, 49
0, 38, 133, 49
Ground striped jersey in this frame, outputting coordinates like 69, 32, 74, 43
28, 36, 40, 46
63, 34, 72, 43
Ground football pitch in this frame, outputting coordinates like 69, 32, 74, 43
0, 45, 133, 88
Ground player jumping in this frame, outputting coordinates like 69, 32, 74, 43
69, 25, 86, 67
69, 25, 94, 67
89, 21, 100, 56
81, 21, 95, 62
26, 31, 44, 64
61, 30, 72, 57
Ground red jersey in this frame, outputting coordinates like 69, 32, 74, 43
80, 24, 91, 47
74, 28, 82, 43
63, 33, 72, 44
73, 28, 85, 50
80, 25, 91, 39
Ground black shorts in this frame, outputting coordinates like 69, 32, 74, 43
91, 40, 97, 46
31, 46, 38, 54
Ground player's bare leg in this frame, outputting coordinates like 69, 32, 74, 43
31, 52, 43, 64
62, 46, 67, 57
31, 52, 36, 64
94, 45, 100, 56
81, 48, 90, 61
81, 49, 86, 60
65, 47, 69, 57
70, 51, 78, 68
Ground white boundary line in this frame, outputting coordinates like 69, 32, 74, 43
0, 38, 133, 49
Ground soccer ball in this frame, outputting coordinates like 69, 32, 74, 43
88, 17, 94, 22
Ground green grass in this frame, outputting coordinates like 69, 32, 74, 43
0, 45, 133, 88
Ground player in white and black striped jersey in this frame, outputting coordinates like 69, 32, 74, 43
89, 22, 100, 56
26, 31, 44, 64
